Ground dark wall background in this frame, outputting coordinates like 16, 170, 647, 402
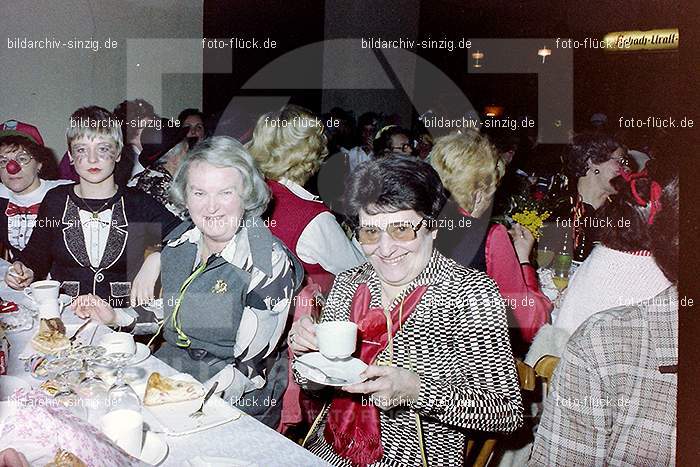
203, 0, 679, 133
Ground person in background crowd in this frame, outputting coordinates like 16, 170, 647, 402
4, 106, 179, 308
373, 125, 414, 158
74, 136, 302, 428
322, 107, 355, 156
552, 173, 671, 334
114, 99, 157, 183
556, 132, 631, 262
412, 125, 433, 160
131, 120, 191, 218
289, 155, 523, 466
0, 124, 71, 259
246, 105, 365, 294
177, 108, 206, 145
342, 111, 379, 172
530, 177, 678, 466
431, 130, 552, 349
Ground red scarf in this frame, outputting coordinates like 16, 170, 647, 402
324, 283, 427, 466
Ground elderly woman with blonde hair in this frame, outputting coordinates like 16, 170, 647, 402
431, 130, 552, 348
246, 105, 364, 294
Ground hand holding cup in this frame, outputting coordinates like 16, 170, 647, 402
288, 316, 319, 356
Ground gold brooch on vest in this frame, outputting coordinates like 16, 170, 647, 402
212, 280, 228, 294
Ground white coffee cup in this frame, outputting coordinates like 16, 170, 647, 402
24, 280, 60, 304
99, 332, 136, 356
316, 321, 358, 359
101, 409, 143, 457
37, 300, 62, 319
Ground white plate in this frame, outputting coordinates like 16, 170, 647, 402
0, 376, 30, 401
139, 430, 168, 466
0, 303, 34, 333
27, 293, 72, 309
294, 353, 368, 387
128, 343, 151, 366
58, 294, 73, 307
134, 373, 243, 436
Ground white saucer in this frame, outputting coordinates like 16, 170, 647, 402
294, 352, 367, 387
128, 343, 151, 366
139, 430, 168, 465
28, 294, 72, 309
0, 376, 30, 401
58, 294, 73, 307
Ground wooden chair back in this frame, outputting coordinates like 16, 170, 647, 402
466, 359, 537, 466
534, 355, 560, 396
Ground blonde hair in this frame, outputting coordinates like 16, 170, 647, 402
66, 106, 123, 154
430, 130, 504, 217
245, 105, 328, 186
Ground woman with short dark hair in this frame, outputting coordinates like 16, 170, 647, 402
372, 125, 413, 158
289, 155, 523, 466
556, 132, 631, 261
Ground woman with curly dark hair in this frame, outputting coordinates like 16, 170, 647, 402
554, 132, 631, 261
552, 172, 671, 335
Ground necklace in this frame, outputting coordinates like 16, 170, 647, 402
79, 198, 112, 219
75, 187, 116, 219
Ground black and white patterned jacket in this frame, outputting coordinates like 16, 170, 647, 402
302, 249, 524, 466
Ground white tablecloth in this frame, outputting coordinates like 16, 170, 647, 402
0, 260, 329, 467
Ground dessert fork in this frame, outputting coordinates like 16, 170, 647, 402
189, 381, 219, 419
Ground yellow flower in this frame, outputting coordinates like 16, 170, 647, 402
512, 210, 550, 239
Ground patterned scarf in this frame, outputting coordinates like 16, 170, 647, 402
324, 283, 427, 466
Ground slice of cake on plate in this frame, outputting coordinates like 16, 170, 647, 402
144, 372, 205, 406
31, 318, 69, 355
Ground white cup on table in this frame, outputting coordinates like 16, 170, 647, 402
98, 332, 136, 356
24, 280, 60, 304
101, 409, 143, 457
316, 321, 358, 359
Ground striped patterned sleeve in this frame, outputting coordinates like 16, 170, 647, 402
410, 274, 524, 433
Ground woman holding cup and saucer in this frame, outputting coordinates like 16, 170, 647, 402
289, 155, 523, 466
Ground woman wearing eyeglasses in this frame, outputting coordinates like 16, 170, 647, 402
373, 125, 414, 158
557, 132, 631, 262
5, 106, 180, 308
0, 130, 72, 260
288, 155, 522, 466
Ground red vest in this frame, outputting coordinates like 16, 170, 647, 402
266, 180, 335, 294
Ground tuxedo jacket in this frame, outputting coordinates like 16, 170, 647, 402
17, 184, 180, 307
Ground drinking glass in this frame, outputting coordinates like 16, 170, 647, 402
52, 368, 88, 420
537, 245, 554, 269
76, 360, 109, 423
105, 353, 141, 413
553, 251, 572, 274
552, 268, 569, 292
